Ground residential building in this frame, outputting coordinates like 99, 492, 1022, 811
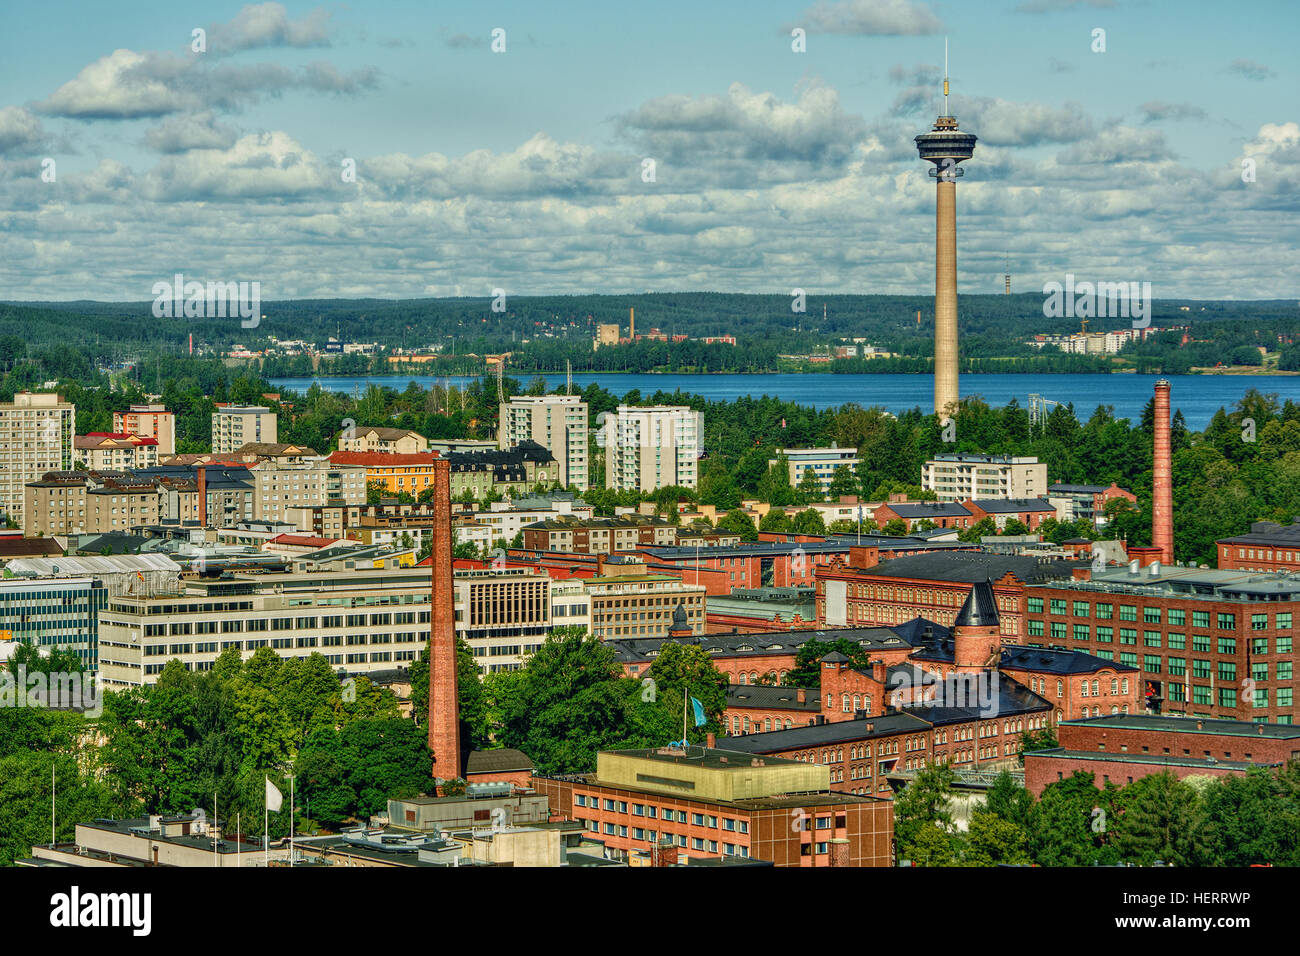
772, 446, 860, 496
75, 433, 159, 471
1046, 482, 1137, 527
113, 404, 176, 456
327, 451, 439, 497
922, 453, 1047, 502
963, 497, 1057, 532
211, 405, 277, 454
338, 426, 429, 455
605, 404, 702, 493
446, 442, 558, 499
250, 459, 367, 523
0, 392, 75, 526
522, 514, 678, 554
498, 395, 589, 490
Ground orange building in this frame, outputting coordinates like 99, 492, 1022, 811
329, 450, 440, 496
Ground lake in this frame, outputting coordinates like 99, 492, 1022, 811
266, 372, 1300, 431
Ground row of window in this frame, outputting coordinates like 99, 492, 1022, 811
1030, 597, 1294, 633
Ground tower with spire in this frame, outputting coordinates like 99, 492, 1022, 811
952, 580, 1001, 674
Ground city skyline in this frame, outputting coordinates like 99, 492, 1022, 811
0, 0, 1295, 302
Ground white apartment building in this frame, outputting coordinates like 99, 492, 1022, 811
498, 395, 589, 489
75, 434, 160, 471
604, 405, 702, 494
250, 459, 368, 523
113, 404, 176, 456
921, 453, 1048, 502
0, 392, 75, 526
772, 446, 860, 496
211, 405, 277, 454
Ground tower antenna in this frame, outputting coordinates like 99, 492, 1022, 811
944, 37, 949, 113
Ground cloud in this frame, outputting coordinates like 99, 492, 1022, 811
141, 131, 333, 200
38, 48, 380, 120
39, 49, 194, 119
142, 112, 238, 153
205, 3, 333, 55
1047, 58, 1077, 74
954, 96, 1095, 146
1138, 101, 1208, 124
791, 0, 943, 35
888, 63, 940, 86
445, 33, 487, 49
1228, 59, 1275, 81
0, 106, 49, 156
1055, 125, 1173, 164
616, 82, 866, 179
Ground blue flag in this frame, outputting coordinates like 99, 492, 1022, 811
690, 696, 707, 727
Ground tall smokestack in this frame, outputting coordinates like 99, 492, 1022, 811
428, 455, 462, 785
629, 307, 635, 342
1152, 379, 1173, 564
915, 46, 976, 425
197, 465, 206, 526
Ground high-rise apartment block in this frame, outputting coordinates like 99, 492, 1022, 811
921, 453, 1047, 502
211, 405, 277, 454
113, 404, 176, 456
605, 404, 702, 493
0, 392, 75, 526
498, 395, 589, 490
772, 446, 859, 496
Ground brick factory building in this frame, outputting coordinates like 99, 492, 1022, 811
816, 549, 1084, 636
1024, 713, 1300, 795
530, 745, 894, 866
1217, 519, 1300, 573
1023, 563, 1300, 723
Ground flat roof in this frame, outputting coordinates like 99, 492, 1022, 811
1060, 713, 1300, 739
1025, 748, 1269, 772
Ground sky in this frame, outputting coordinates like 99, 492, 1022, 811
0, 0, 1296, 302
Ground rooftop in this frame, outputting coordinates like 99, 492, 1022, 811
1061, 713, 1300, 740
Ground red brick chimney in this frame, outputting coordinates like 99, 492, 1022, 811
1152, 379, 1174, 565
828, 838, 850, 867
652, 839, 678, 867
428, 456, 461, 786
197, 465, 207, 526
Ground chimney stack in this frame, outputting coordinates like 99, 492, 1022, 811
1152, 379, 1174, 565
428, 456, 462, 787
197, 466, 207, 526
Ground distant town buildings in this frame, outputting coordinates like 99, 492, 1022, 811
338, 426, 429, 455
75, 433, 159, 471
1216, 519, 1300, 573
1046, 482, 1137, 527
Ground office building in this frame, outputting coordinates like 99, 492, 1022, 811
772, 446, 859, 496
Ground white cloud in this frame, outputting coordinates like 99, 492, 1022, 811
793, 0, 944, 35
206, 3, 333, 55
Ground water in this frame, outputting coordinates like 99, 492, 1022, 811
266, 372, 1300, 430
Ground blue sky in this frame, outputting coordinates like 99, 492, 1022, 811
1, 0, 1296, 301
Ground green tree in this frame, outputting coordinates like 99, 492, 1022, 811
894, 765, 958, 863
1111, 771, 1209, 866
717, 509, 758, 542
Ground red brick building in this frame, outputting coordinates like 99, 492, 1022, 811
1023, 564, 1300, 723
529, 746, 894, 866
962, 498, 1057, 532
1023, 713, 1300, 795
1217, 519, 1300, 573
816, 550, 1083, 638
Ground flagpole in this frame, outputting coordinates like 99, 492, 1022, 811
213, 791, 218, 867
682, 686, 687, 747
290, 775, 295, 867
51, 760, 55, 846
237, 813, 241, 869
265, 781, 269, 868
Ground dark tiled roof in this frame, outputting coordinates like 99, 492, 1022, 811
0, 538, 63, 557
968, 498, 1055, 514
606, 622, 937, 665
718, 712, 933, 752
1048, 483, 1109, 495
1060, 714, 1300, 739
857, 551, 1085, 584
1025, 748, 1266, 771
883, 502, 972, 518
900, 672, 1051, 725
725, 685, 820, 711
1217, 520, 1300, 547
465, 748, 534, 773
954, 580, 999, 627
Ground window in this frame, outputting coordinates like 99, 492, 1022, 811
1167, 608, 1186, 626
1119, 628, 1137, 645
1143, 654, 1162, 673
1074, 624, 1091, 642
1167, 632, 1186, 650
1217, 613, 1236, 630
1096, 626, 1113, 644
1027, 597, 1044, 614
1050, 599, 1067, 615
1143, 607, 1162, 624
1144, 631, 1161, 647
1252, 613, 1269, 631
1028, 620, 1045, 637
1119, 605, 1137, 622
1073, 601, 1090, 618
1168, 657, 1186, 676
1192, 610, 1210, 630
1095, 603, 1113, 620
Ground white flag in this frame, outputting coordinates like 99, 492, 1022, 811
265, 777, 283, 813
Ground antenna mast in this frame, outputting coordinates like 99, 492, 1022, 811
944, 37, 949, 113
